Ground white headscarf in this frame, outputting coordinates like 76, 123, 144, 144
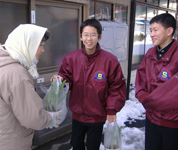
3, 24, 47, 79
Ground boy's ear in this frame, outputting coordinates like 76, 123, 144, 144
98, 34, 102, 41
167, 27, 174, 36
80, 34, 83, 41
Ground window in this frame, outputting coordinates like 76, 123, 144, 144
147, 0, 158, 5
89, 1, 128, 23
169, 0, 177, 10
36, 4, 79, 69
89, 1, 95, 19
0, 1, 29, 44
89, 1, 112, 20
115, 5, 128, 23
158, 10, 166, 14
96, 2, 112, 20
145, 8, 157, 53
159, 0, 168, 8
132, 5, 146, 65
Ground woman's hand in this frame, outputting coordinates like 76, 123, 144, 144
50, 74, 63, 82
107, 115, 116, 123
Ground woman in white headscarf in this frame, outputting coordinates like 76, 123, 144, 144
0, 24, 61, 150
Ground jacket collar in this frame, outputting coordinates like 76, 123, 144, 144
157, 39, 173, 53
148, 39, 178, 62
82, 43, 101, 58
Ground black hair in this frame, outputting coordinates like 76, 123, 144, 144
150, 13, 176, 37
41, 30, 50, 42
80, 19, 102, 37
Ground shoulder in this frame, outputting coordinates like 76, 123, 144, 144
65, 49, 82, 58
146, 46, 156, 54
100, 49, 119, 63
8, 63, 33, 87
142, 46, 156, 60
62, 49, 84, 64
0, 62, 34, 100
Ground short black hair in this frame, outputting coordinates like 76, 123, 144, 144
41, 30, 50, 42
150, 13, 176, 37
80, 19, 102, 36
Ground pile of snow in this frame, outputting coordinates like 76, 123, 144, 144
121, 127, 145, 150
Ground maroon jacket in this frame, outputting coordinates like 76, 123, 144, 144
135, 39, 178, 128
58, 44, 126, 123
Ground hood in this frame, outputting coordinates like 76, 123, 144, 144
0, 46, 19, 68
2, 24, 47, 79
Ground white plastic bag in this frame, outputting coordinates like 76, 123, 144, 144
104, 121, 122, 150
40, 77, 69, 125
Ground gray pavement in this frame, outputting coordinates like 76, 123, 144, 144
33, 133, 72, 150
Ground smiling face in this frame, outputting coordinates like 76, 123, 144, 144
35, 41, 45, 63
150, 22, 173, 49
80, 25, 101, 55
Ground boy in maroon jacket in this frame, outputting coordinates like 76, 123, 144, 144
135, 13, 178, 150
52, 19, 126, 150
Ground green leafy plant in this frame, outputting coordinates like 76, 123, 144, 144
45, 79, 67, 112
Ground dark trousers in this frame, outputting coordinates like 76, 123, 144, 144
145, 117, 178, 150
70, 119, 105, 150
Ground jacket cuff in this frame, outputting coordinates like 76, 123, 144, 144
139, 92, 150, 103
58, 73, 65, 81
107, 109, 117, 115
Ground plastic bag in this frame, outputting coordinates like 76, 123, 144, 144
104, 121, 122, 150
40, 77, 69, 125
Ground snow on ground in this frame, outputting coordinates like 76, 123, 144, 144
100, 88, 146, 150
70, 87, 146, 150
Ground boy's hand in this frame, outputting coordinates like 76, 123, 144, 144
50, 75, 63, 82
107, 115, 116, 123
